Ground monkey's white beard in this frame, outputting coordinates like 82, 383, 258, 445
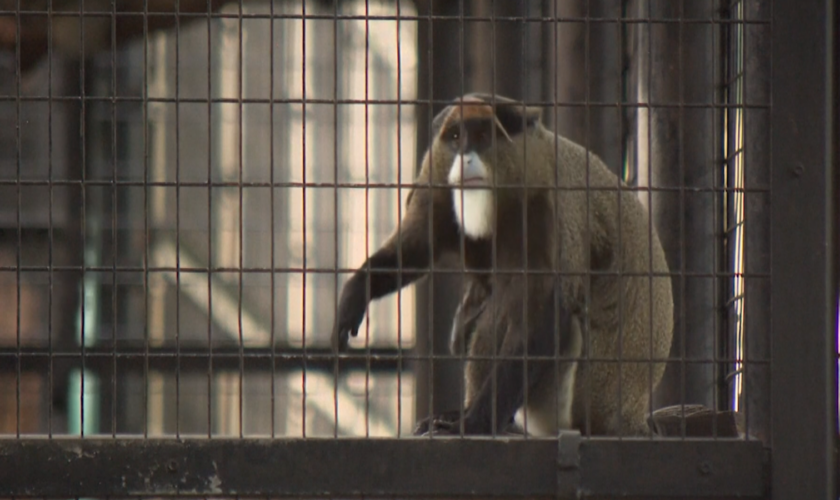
452, 189, 495, 239
447, 153, 495, 239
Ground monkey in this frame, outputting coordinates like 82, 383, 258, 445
333, 93, 674, 437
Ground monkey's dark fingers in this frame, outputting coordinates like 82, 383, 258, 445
331, 324, 359, 353
332, 286, 368, 352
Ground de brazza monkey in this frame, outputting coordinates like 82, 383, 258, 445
333, 93, 674, 437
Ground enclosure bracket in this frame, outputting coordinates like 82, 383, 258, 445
556, 430, 582, 498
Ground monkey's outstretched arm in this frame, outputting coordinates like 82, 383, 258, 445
333, 186, 459, 351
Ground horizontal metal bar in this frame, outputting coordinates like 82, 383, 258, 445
0, 10, 772, 25
0, 264, 770, 280
0, 95, 774, 108
0, 347, 771, 366
0, 346, 400, 358
0, 178, 773, 192
0, 438, 768, 498
0, 348, 404, 374
0, 357, 767, 378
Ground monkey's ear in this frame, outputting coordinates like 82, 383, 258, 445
493, 102, 542, 138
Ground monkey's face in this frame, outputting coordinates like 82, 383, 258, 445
429, 94, 542, 240
442, 118, 509, 240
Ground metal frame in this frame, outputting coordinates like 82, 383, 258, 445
0, 437, 767, 498
769, 1, 837, 499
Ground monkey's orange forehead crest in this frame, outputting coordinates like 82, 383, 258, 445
438, 96, 513, 142
444, 97, 496, 123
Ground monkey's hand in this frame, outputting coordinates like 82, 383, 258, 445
332, 274, 369, 352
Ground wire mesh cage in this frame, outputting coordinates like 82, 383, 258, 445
0, 1, 836, 499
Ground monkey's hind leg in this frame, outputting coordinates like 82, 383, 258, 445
449, 278, 490, 356
427, 277, 578, 436
516, 315, 582, 436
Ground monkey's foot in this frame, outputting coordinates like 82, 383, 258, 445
413, 410, 464, 436
413, 411, 526, 436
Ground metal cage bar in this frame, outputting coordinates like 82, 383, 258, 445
769, 1, 837, 499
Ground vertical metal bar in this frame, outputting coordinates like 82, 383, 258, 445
468, 1, 530, 99
412, 0, 466, 421
586, 0, 599, 437
14, 0, 22, 439
363, 0, 371, 438
711, 1, 727, 426
268, 0, 277, 440
542, 0, 624, 172
835, 10, 840, 487
300, 0, 309, 439
47, 0, 55, 438
544, 0, 589, 434
740, 0, 772, 444
332, 0, 340, 441
395, 0, 405, 438
723, 0, 739, 437
52, 11, 85, 439
585, 0, 624, 176
458, 0, 469, 435
79, 0, 89, 438
520, 1, 528, 436
173, 0, 181, 439
542, 0, 585, 142
205, 0, 214, 439
645, 0, 721, 414
236, 0, 244, 440
770, 0, 837, 498
142, 0, 150, 439
109, 0, 118, 438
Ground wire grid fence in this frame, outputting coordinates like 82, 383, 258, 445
0, 1, 836, 499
